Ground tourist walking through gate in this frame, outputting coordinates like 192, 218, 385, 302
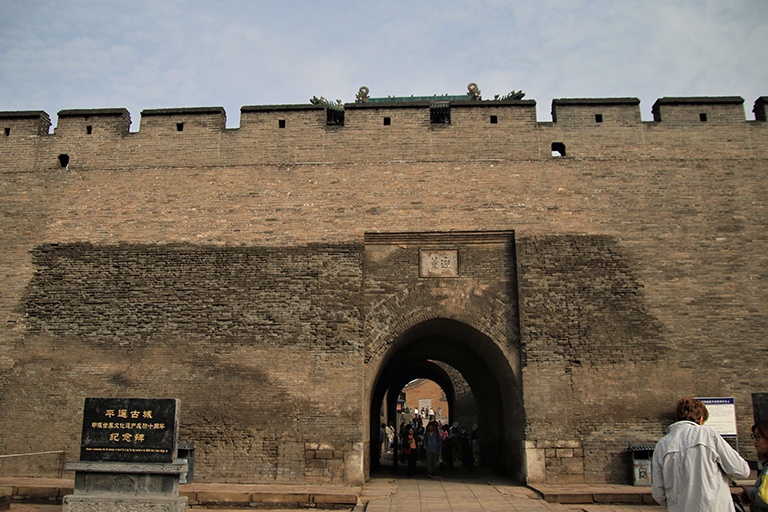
386, 423, 394, 453
379, 423, 387, 457
403, 426, 421, 477
441, 424, 453, 470
423, 421, 442, 478
399, 423, 409, 463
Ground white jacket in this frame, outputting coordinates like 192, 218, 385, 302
652, 420, 750, 512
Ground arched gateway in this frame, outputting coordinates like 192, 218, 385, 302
363, 231, 525, 480
369, 318, 525, 477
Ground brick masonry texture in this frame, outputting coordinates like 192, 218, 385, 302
12, 243, 364, 483
0, 96, 766, 485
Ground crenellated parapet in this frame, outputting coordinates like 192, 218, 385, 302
0, 96, 765, 170
1, 96, 765, 139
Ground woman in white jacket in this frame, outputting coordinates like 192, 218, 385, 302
652, 397, 750, 512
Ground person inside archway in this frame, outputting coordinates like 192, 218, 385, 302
379, 423, 387, 458
403, 426, 421, 477
423, 421, 442, 478
399, 423, 409, 463
441, 424, 453, 470
471, 424, 480, 464
450, 422, 462, 464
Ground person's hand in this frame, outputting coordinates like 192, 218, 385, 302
740, 488, 752, 505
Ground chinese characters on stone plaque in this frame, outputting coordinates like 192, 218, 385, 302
79, 398, 179, 463
420, 250, 459, 278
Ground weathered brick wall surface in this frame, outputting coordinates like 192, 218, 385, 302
439, 364, 478, 438
3, 243, 364, 483
517, 235, 672, 482
0, 96, 766, 483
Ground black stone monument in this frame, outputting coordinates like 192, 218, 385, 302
63, 398, 188, 512
79, 397, 179, 463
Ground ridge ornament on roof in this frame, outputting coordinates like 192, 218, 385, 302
353, 83, 525, 104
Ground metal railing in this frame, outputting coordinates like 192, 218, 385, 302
0, 450, 66, 478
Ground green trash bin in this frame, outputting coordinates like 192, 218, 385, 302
177, 442, 195, 484
628, 443, 654, 486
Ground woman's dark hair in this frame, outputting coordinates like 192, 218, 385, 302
753, 421, 768, 440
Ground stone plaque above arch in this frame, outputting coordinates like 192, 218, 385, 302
420, 249, 458, 278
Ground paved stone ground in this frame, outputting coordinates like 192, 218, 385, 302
361, 466, 663, 512
1, 465, 666, 511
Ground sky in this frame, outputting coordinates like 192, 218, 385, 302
1, 0, 766, 128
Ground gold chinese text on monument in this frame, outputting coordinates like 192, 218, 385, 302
420, 250, 459, 278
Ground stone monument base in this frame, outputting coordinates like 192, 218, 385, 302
63, 461, 187, 512
63, 494, 187, 512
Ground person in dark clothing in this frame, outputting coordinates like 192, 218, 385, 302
423, 421, 442, 478
404, 426, 420, 477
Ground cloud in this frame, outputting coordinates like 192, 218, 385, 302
0, 0, 766, 125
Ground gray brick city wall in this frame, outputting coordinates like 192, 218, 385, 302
0, 96, 766, 484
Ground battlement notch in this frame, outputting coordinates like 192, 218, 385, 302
754, 97, 768, 122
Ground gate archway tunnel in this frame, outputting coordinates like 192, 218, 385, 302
369, 317, 525, 480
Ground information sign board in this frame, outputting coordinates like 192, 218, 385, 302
698, 397, 737, 437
